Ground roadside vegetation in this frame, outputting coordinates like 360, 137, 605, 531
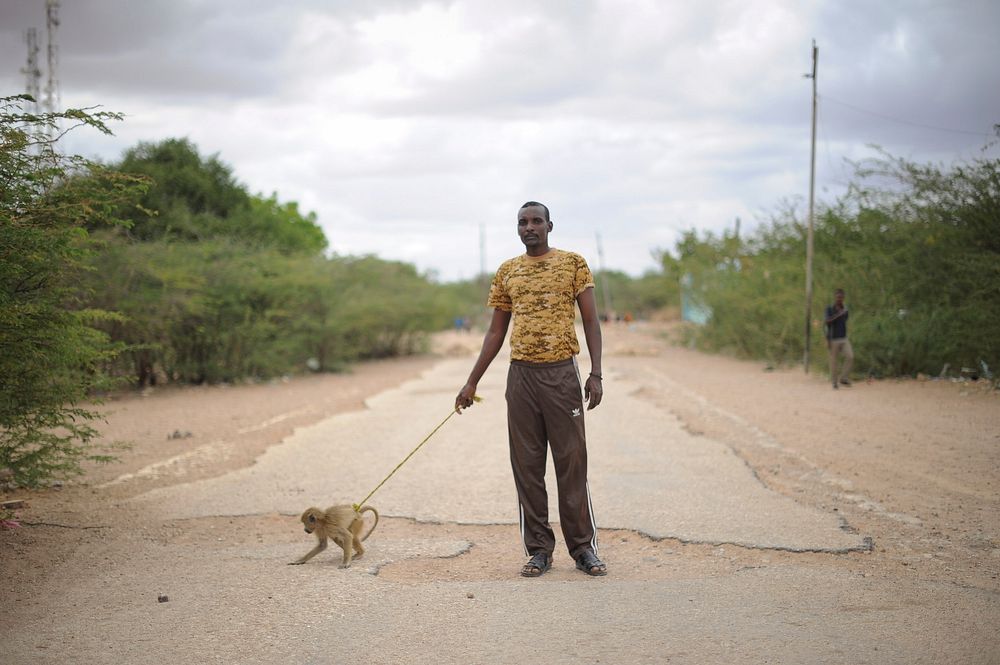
3, 93, 994, 487
1, 96, 147, 487
667, 145, 1000, 379
80, 137, 460, 385
0, 98, 476, 486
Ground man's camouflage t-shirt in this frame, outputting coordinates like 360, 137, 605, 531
487, 248, 595, 363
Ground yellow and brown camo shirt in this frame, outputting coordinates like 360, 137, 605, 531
487, 248, 595, 363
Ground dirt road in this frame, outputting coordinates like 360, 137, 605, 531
2, 324, 998, 664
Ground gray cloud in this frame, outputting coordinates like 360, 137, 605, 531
2, 0, 997, 281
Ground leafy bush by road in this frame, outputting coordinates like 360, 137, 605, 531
669, 150, 1000, 379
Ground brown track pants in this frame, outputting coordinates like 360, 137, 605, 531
505, 358, 599, 560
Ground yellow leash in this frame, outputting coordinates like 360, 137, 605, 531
353, 396, 481, 512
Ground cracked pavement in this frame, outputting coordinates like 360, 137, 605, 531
2, 325, 997, 664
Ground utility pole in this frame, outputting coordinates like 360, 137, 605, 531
803, 40, 818, 373
479, 222, 489, 293
22, 28, 41, 114
595, 232, 614, 320
479, 222, 486, 278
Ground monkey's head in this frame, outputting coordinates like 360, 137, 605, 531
299, 507, 323, 534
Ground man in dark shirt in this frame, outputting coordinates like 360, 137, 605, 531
824, 288, 853, 389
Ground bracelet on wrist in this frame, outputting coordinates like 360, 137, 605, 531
589, 372, 602, 379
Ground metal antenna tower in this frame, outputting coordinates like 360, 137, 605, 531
44, 0, 61, 117
22, 28, 42, 113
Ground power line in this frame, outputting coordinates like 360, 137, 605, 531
820, 95, 989, 137
815, 98, 854, 189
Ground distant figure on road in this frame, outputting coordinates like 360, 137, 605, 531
455, 201, 607, 578
825, 288, 853, 389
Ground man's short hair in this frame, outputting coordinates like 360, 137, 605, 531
834, 288, 845, 296
520, 201, 550, 221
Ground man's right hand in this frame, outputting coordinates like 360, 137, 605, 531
455, 383, 478, 413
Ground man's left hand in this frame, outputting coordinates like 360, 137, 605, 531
584, 375, 603, 410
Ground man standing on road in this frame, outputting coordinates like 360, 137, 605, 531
455, 201, 607, 578
825, 288, 854, 389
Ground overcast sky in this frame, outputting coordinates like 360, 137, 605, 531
3, 0, 997, 281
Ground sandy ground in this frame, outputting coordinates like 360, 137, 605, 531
1, 323, 998, 664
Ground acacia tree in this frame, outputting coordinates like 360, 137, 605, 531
0, 95, 147, 487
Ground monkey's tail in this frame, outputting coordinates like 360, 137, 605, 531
357, 505, 379, 541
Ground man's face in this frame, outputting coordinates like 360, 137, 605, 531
835, 291, 845, 306
517, 205, 552, 248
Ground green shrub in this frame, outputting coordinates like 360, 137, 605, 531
666, 150, 1000, 378
0, 96, 147, 487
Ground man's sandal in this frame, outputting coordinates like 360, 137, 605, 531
575, 550, 607, 576
520, 552, 552, 577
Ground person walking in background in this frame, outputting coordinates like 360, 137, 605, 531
825, 288, 854, 389
454, 201, 607, 578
